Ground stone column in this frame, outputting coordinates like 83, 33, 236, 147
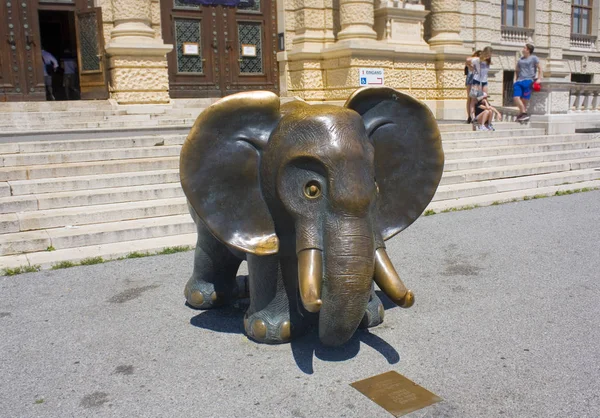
105, 0, 172, 104
544, 0, 570, 81
337, 0, 377, 40
427, 0, 463, 49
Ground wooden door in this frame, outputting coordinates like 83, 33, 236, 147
0, 0, 45, 101
162, 0, 278, 98
75, 8, 109, 100
162, 1, 221, 98
223, 0, 278, 94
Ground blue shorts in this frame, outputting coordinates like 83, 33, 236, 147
513, 79, 533, 100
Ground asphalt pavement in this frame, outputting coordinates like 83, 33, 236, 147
1, 191, 599, 418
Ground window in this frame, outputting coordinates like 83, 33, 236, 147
572, 0, 593, 35
571, 73, 593, 83
502, 0, 527, 27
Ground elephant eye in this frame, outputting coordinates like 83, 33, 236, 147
304, 181, 322, 199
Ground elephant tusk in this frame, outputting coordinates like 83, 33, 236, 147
373, 248, 414, 308
297, 249, 323, 313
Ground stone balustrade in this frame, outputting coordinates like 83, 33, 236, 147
500, 26, 534, 44
570, 83, 600, 112
570, 34, 598, 51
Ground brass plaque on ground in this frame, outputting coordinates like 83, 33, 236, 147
350, 371, 442, 417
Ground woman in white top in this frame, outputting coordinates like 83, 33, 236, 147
466, 46, 493, 122
464, 50, 481, 123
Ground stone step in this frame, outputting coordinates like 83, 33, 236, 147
441, 128, 546, 141
0, 156, 179, 181
0, 124, 191, 143
0, 109, 128, 122
0, 182, 10, 197
0, 118, 195, 132
0, 135, 184, 155
0, 100, 114, 112
442, 133, 600, 150
444, 139, 600, 160
0, 233, 198, 270
444, 148, 600, 171
1, 145, 181, 167
171, 98, 218, 108
0, 182, 184, 214
0, 214, 195, 256
6, 169, 180, 196
437, 122, 519, 133
440, 158, 600, 185
434, 168, 600, 201
0, 113, 153, 129
428, 180, 600, 213
2, 197, 188, 232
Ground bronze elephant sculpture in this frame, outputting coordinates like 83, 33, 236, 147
180, 87, 444, 346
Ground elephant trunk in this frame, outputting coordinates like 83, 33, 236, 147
318, 219, 374, 346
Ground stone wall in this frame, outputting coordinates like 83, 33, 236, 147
89, 0, 600, 111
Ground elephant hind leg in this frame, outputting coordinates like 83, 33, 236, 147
185, 215, 243, 310
359, 285, 385, 329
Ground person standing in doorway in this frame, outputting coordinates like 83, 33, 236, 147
61, 50, 79, 100
42, 49, 58, 101
513, 43, 542, 122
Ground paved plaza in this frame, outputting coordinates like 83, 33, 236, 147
1, 191, 599, 418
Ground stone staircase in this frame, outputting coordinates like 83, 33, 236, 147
0, 99, 216, 136
1, 106, 600, 271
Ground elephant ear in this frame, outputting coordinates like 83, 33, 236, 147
180, 91, 281, 255
345, 87, 444, 240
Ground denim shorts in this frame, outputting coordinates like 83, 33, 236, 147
470, 79, 488, 87
465, 73, 474, 86
513, 79, 534, 100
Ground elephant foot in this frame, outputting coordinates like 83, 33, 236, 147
243, 306, 295, 344
359, 292, 385, 329
184, 275, 248, 309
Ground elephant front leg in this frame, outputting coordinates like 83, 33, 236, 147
184, 217, 243, 309
243, 254, 306, 344
359, 284, 385, 329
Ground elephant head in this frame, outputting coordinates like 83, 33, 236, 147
180, 87, 444, 346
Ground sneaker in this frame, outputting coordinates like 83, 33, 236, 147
487, 124, 495, 131
466, 116, 472, 124
516, 113, 530, 121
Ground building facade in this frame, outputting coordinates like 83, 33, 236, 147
1, 1, 598, 122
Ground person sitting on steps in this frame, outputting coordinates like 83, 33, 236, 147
474, 93, 502, 131
513, 43, 542, 122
